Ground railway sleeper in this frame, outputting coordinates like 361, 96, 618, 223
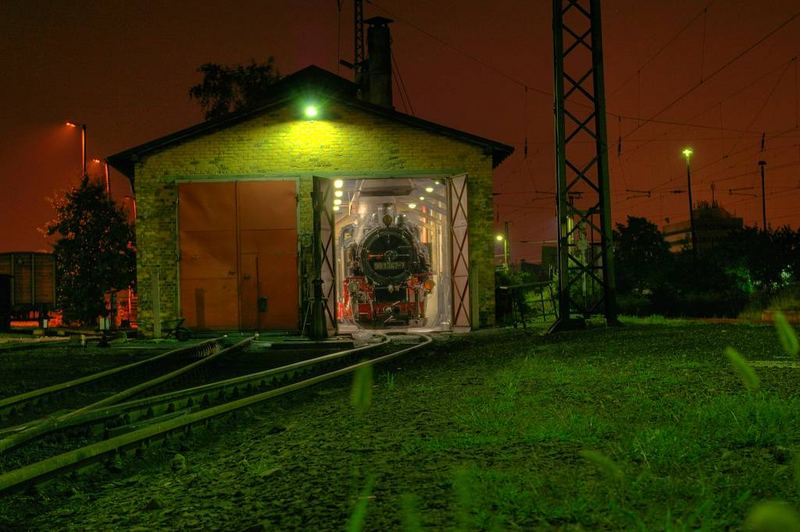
104, 410, 189, 440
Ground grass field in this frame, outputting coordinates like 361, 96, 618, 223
3, 319, 800, 530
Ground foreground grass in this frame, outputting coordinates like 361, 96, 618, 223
4, 320, 800, 530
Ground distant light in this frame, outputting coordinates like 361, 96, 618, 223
419, 196, 425, 201
682, 147, 693, 160
496, 234, 504, 241
334, 179, 344, 188
334, 198, 342, 206
334, 190, 344, 198
408, 203, 417, 209
425, 186, 434, 193
304, 105, 319, 118
65, 122, 77, 128
434, 180, 440, 185
333, 205, 340, 212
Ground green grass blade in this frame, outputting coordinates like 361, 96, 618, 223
346, 476, 375, 532
744, 501, 800, 532
579, 450, 624, 481
774, 312, 800, 359
351, 363, 373, 415
724, 347, 760, 392
400, 494, 423, 532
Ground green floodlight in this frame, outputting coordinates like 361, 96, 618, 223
304, 104, 319, 118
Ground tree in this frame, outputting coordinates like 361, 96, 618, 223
46, 178, 135, 325
613, 216, 671, 294
189, 58, 280, 120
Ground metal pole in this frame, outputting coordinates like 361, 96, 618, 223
503, 221, 510, 269
552, 0, 570, 325
589, 0, 618, 324
104, 162, 111, 196
686, 160, 698, 256
760, 163, 766, 230
81, 124, 87, 178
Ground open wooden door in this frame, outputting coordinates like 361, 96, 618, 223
312, 176, 337, 336
448, 174, 471, 330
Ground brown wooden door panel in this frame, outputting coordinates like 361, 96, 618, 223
178, 180, 298, 331
259, 252, 298, 329
179, 182, 239, 329
179, 182, 236, 231
239, 254, 259, 330
237, 181, 296, 230
180, 279, 239, 329
180, 230, 238, 279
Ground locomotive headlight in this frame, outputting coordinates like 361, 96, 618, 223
303, 105, 319, 118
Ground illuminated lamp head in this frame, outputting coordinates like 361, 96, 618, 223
682, 147, 693, 160
496, 234, 504, 241
334, 179, 344, 189
304, 104, 319, 118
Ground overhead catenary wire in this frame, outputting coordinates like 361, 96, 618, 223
621, 8, 800, 142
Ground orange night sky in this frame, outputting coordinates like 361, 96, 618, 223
1, 0, 798, 263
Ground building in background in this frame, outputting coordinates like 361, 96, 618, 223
662, 201, 743, 253
108, 23, 512, 337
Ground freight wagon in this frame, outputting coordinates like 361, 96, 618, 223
0, 252, 56, 330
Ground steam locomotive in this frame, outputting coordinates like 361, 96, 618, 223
340, 206, 434, 327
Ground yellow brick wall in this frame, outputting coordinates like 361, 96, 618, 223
134, 102, 496, 334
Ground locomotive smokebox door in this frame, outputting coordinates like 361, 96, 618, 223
258, 296, 268, 313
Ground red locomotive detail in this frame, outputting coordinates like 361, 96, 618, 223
341, 210, 434, 327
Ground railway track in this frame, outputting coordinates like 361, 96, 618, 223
0, 332, 431, 495
0, 338, 225, 427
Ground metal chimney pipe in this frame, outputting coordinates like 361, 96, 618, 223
365, 16, 393, 109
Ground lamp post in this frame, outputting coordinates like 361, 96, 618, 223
758, 159, 767, 230
682, 147, 698, 256
496, 233, 509, 269
66, 122, 87, 177
93, 158, 111, 195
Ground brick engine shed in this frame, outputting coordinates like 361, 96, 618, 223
109, 59, 512, 337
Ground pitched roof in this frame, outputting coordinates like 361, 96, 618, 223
107, 65, 514, 181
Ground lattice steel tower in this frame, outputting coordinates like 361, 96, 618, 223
551, 0, 618, 330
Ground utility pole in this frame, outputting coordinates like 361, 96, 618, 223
682, 147, 698, 257
504, 221, 510, 268
759, 159, 767, 230
551, 0, 618, 330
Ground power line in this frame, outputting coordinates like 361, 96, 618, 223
609, 0, 715, 97
621, 8, 800, 141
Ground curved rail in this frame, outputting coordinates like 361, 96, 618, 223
0, 337, 252, 452
0, 333, 431, 495
0, 334, 385, 454
0, 338, 222, 424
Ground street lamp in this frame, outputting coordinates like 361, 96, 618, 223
92, 158, 111, 195
682, 147, 698, 256
496, 233, 509, 269
66, 122, 87, 177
